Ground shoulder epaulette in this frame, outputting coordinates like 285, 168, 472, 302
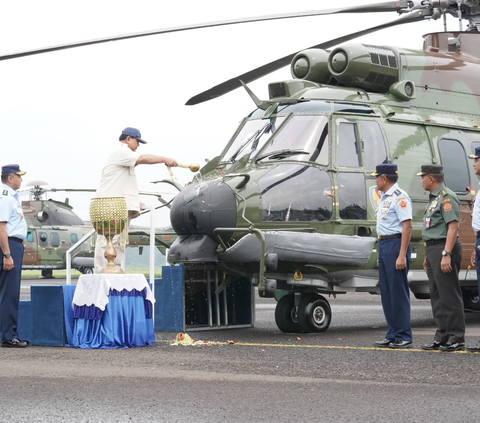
441, 190, 447, 196
394, 189, 401, 196
2, 190, 7, 196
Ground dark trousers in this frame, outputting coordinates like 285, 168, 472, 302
425, 241, 465, 343
378, 238, 412, 342
475, 237, 480, 295
0, 240, 24, 342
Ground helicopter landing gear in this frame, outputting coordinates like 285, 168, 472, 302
41, 269, 53, 279
297, 293, 331, 333
82, 267, 94, 275
462, 287, 480, 312
274, 294, 302, 333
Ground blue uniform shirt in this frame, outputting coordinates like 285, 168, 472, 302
0, 183, 28, 239
376, 183, 412, 236
472, 187, 480, 232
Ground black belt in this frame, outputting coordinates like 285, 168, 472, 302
8, 237, 24, 243
424, 238, 446, 247
475, 231, 480, 238
378, 234, 402, 240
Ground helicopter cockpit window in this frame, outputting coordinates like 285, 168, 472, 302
39, 232, 48, 247
439, 139, 469, 194
222, 117, 286, 163
337, 173, 367, 220
50, 232, 60, 248
358, 121, 387, 169
257, 115, 329, 165
259, 164, 332, 222
338, 123, 360, 167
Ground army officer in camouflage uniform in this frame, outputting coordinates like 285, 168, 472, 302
418, 164, 465, 352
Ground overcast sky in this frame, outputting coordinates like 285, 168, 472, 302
0, 0, 458, 227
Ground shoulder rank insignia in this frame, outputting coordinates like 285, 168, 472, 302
394, 189, 401, 196
2, 190, 7, 196
441, 190, 447, 196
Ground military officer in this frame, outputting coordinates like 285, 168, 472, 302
0, 164, 29, 348
418, 164, 465, 352
467, 147, 480, 352
372, 164, 413, 349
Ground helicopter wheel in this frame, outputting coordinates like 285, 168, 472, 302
41, 269, 53, 279
297, 293, 331, 333
82, 267, 94, 275
274, 294, 302, 333
462, 287, 480, 312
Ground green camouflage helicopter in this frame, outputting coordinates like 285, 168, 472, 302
3, 0, 480, 332
20, 181, 176, 277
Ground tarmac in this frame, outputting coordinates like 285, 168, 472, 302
2, 277, 480, 422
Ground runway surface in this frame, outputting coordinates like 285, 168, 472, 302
2, 277, 480, 422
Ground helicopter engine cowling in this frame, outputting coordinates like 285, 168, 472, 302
290, 49, 331, 84
170, 180, 237, 243
327, 43, 400, 93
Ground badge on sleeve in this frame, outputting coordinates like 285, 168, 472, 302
443, 203, 452, 212
399, 200, 407, 208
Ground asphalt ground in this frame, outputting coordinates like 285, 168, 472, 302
2, 277, 480, 422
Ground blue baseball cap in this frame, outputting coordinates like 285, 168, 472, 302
1, 164, 26, 176
121, 127, 147, 144
371, 163, 398, 176
469, 146, 480, 159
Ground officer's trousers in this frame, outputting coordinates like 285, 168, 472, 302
0, 239, 24, 342
475, 237, 480, 298
425, 241, 465, 343
378, 238, 412, 341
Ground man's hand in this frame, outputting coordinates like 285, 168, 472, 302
3, 256, 14, 271
165, 158, 178, 167
471, 250, 476, 268
396, 255, 407, 270
441, 255, 452, 273
423, 256, 427, 273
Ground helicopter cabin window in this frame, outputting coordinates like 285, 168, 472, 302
259, 164, 332, 222
39, 232, 48, 247
337, 123, 360, 167
71, 233, 78, 244
337, 173, 367, 220
257, 115, 329, 165
50, 233, 60, 248
471, 142, 480, 181
222, 117, 286, 162
439, 139, 469, 194
26, 232, 34, 243
358, 121, 387, 170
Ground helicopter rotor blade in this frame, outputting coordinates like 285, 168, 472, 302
186, 8, 431, 106
0, 2, 409, 62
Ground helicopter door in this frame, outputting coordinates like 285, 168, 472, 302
23, 230, 38, 265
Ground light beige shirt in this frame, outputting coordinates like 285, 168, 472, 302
95, 143, 140, 215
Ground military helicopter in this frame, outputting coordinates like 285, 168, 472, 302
20, 181, 176, 277
3, 1, 480, 331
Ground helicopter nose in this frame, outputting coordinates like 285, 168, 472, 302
170, 180, 237, 242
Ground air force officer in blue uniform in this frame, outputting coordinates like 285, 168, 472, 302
0, 164, 29, 348
372, 164, 413, 349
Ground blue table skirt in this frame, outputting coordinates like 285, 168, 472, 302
64, 286, 155, 349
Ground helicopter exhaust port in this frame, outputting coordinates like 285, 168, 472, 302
290, 49, 331, 84
327, 43, 400, 93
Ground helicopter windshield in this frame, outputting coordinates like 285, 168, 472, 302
257, 115, 329, 164
223, 117, 286, 163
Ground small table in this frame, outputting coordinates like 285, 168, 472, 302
70, 274, 155, 349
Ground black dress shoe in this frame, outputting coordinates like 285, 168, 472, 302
389, 340, 412, 349
421, 341, 443, 351
466, 343, 480, 352
373, 339, 393, 348
1, 338, 29, 348
439, 342, 465, 352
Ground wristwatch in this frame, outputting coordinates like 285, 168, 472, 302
442, 250, 451, 257
3, 253, 11, 258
